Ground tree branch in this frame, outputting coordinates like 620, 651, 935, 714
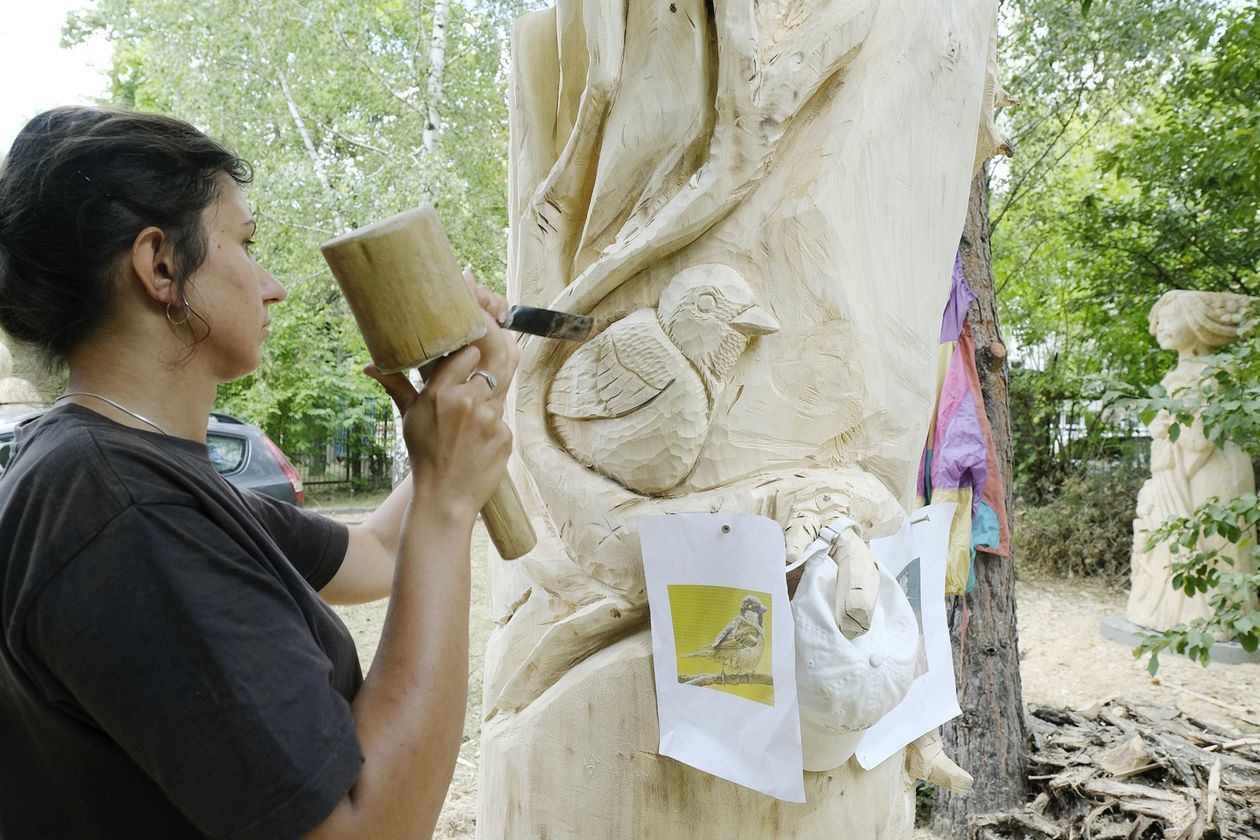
255, 209, 335, 238
992, 86, 1090, 230
327, 127, 393, 157
273, 67, 346, 231
679, 672, 773, 687
334, 27, 428, 118
424, 0, 450, 153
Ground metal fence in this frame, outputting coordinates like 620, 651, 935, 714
291, 406, 395, 491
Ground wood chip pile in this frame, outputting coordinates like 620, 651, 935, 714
972, 699, 1260, 839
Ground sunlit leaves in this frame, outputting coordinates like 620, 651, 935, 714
69, 0, 540, 463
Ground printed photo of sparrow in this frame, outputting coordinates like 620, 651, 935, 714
670, 586, 774, 706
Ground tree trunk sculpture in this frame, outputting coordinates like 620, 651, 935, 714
479, 2, 1008, 835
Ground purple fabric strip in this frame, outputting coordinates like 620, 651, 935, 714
939, 252, 976, 344
930, 346, 988, 511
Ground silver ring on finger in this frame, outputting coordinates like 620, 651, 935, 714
466, 369, 497, 393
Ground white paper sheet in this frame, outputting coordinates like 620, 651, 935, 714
640, 513, 806, 802
855, 502, 961, 769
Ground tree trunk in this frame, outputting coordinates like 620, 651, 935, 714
423, 0, 450, 154
275, 67, 345, 231
389, 0, 454, 484
933, 170, 1029, 838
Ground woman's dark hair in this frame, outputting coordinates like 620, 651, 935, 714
0, 106, 252, 366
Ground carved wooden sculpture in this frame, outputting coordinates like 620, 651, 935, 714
480, 1, 1007, 835
1126, 290, 1257, 633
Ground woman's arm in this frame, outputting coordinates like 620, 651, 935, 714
318, 278, 512, 606
305, 317, 519, 839
318, 483, 412, 605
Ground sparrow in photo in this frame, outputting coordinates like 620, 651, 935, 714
683, 594, 768, 678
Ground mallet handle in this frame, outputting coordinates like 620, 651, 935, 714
321, 206, 537, 559
413, 364, 536, 561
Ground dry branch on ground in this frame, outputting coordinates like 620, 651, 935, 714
971, 698, 1260, 839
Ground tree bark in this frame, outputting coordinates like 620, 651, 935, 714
423, 0, 450, 154
933, 170, 1029, 838
275, 67, 345, 231
392, 0, 453, 484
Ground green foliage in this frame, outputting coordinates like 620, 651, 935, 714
995, 0, 1259, 498
1010, 362, 1143, 505
914, 781, 937, 827
1083, 4, 1260, 299
1131, 492, 1260, 674
1016, 463, 1146, 583
67, 0, 538, 480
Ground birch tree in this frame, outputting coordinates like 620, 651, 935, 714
67, 0, 537, 473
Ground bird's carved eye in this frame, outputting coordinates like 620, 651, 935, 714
695, 292, 718, 314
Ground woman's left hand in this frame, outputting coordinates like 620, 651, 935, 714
462, 270, 518, 396
464, 269, 510, 325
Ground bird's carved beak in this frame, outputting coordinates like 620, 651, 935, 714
731, 305, 780, 337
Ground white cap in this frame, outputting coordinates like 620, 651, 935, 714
792, 551, 921, 771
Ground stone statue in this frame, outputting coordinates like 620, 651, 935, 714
1127, 289, 1257, 633
478, 1, 1007, 835
0, 339, 43, 408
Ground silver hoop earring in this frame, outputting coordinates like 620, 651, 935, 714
166, 296, 190, 327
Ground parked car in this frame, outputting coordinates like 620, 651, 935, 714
0, 407, 304, 506
207, 412, 305, 505
0, 405, 42, 474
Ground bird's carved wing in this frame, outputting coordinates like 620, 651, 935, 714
547, 317, 677, 420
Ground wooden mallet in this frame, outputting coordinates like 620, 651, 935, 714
321, 206, 537, 560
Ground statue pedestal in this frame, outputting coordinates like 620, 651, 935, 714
476, 631, 913, 839
1100, 614, 1260, 666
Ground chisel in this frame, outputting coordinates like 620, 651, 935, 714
499, 305, 594, 342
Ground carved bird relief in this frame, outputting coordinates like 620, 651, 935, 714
546, 264, 779, 495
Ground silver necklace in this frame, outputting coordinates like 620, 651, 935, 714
55, 392, 171, 436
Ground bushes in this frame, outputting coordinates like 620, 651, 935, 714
1016, 463, 1147, 584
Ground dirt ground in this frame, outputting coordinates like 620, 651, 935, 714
331, 522, 1260, 839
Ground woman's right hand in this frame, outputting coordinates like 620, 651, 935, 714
365, 339, 517, 520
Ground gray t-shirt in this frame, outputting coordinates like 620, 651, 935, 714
0, 404, 362, 839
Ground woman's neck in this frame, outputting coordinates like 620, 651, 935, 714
64, 338, 218, 443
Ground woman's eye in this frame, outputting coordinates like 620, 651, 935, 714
244, 238, 256, 254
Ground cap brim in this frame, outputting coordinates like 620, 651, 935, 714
801, 722, 864, 772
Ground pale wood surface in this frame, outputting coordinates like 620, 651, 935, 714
479, 633, 915, 839
321, 206, 487, 373
481, 0, 1009, 835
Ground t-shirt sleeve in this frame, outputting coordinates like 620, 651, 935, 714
27, 505, 364, 840
238, 490, 349, 590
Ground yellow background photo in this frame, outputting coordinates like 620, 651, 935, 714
669, 584, 774, 706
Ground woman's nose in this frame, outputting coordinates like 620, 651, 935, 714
261, 266, 287, 303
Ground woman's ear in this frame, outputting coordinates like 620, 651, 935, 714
129, 226, 181, 305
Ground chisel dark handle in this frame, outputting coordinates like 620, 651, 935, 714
501, 305, 594, 342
